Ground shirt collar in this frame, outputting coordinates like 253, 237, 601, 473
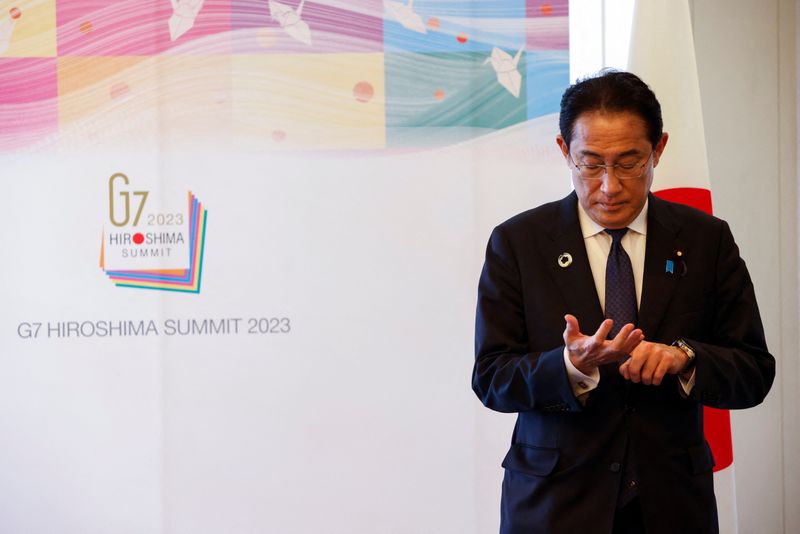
577, 198, 649, 238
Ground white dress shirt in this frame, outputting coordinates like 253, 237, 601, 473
563, 200, 695, 398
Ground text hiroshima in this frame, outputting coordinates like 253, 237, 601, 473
37, 318, 243, 338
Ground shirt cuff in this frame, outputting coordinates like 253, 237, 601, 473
678, 367, 696, 395
563, 347, 600, 397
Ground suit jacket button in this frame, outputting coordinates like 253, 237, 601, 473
610, 462, 621, 473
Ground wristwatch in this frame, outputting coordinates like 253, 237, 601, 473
672, 338, 696, 373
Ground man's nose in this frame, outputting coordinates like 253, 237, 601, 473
600, 167, 624, 194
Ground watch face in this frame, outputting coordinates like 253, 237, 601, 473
673, 339, 696, 375
674, 339, 695, 359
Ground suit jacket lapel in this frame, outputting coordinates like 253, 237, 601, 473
638, 194, 683, 339
544, 192, 605, 330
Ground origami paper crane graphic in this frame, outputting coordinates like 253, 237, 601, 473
0, 11, 19, 55
383, 0, 426, 34
169, 0, 206, 41
484, 46, 524, 98
269, 0, 312, 45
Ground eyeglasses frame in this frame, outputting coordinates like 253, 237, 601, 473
567, 151, 655, 181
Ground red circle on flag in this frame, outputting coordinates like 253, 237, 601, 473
133, 233, 144, 245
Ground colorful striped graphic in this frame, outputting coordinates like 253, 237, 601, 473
100, 192, 207, 293
0, 0, 569, 151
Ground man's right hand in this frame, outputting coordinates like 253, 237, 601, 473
563, 314, 644, 375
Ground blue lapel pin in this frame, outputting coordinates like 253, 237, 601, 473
665, 259, 675, 274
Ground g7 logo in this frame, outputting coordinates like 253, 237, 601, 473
108, 173, 149, 227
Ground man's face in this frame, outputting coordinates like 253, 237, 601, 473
556, 111, 668, 229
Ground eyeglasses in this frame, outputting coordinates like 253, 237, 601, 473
568, 151, 654, 181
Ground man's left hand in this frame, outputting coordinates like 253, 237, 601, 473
619, 341, 690, 385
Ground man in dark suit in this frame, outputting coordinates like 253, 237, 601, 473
472, 71, 775, 534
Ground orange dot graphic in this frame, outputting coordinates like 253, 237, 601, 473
540, 3, 553, 16
456, 32, 468, 44
434, 89, 445, 101
133, 233, 144, 245
79, 21, 93, 34
272, 130, 286, 142
110, 82, 130, 100
427, 17, 440, 30
353, 81, 374, 103
9, 7, 21, 19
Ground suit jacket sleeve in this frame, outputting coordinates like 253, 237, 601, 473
684, 219, 775, 409
472, 224, 583, 414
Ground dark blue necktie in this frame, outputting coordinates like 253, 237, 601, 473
605, 228, 637, 338
605, 228, 640, 507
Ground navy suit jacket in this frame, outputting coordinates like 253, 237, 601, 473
473, 192, 775, 534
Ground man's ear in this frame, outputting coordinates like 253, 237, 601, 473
653, 132, 669, 166
556, 135, 570, 159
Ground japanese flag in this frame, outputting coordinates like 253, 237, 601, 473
628, 0, 738, 532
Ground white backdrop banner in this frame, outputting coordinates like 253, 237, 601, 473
0, 1, 570, 532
